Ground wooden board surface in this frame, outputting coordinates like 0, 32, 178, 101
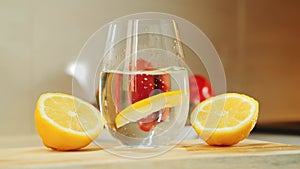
1, 139, 300, 169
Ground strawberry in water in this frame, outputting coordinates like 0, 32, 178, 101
136, 74, 171, 132
128, 59, 171, 132
129, 73, 155, 104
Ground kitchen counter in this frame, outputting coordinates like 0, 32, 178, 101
249, 132, 300, 146
1, 133, 300, 169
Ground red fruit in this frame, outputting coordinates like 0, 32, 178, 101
135, 59, 153, 70
128, 59, 171, 132
137, 113, 159, 132
189, 75, 213, 112
129, 73, 155, 104
136, 73, 171, 132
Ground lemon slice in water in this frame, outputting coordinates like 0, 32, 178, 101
115, 90, 184, 128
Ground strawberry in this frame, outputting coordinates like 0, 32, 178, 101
129, 73, 155, 104
128, 59, 171, 132
135, 72, 171, 132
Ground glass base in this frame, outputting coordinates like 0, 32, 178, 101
104, 144, 171, 159
93, 129, 175, 158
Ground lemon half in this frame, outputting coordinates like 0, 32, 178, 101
35, 93, 104, 150
190, 93, 259, 146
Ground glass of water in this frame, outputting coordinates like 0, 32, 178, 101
98, 19, 190, 149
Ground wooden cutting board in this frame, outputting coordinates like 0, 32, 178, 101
1, 138, 300, 169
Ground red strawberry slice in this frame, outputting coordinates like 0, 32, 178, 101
135, 72, 171, 132
137, 113, 159, 131
129, 73, 155, 104
135, 59, 153, 70
128, 59, 171, 132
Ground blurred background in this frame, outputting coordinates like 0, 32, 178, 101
1, 0, 300, 136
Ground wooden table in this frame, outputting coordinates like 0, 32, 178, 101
1, 135, 300, 169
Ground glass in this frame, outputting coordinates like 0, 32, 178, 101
98, 19, 190, 148
72, 12, 226, 158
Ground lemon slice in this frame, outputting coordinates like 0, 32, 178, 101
190, 93, 259, 146
115, 90, 183, 128
35, 93, 104, 150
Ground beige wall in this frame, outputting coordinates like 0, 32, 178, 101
1, 0, 299, 136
